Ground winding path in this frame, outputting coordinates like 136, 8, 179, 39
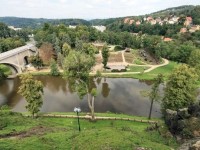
92, 58, 169, 75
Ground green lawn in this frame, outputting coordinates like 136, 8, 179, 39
0, 110, 178, 150
127, 66, 150, 72
102, 61, 179, 80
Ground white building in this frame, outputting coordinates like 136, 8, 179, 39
8, 26, 22, 31
69, 25, 76, 29
92, 26, 106, 32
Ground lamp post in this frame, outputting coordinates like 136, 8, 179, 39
74, 107, 81, 132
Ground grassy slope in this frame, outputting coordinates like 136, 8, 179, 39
0, 111, 178, 150
102, 61, 179, 80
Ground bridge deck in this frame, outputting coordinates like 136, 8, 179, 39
0, 44, 35, 60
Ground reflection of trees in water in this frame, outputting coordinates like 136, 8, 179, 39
102, 82, 110, 98
139, 79, 153, 86
0, 77, 22, 106
35, 76, 68, 93
0, 80, 10, 96
96, 78, 102, 85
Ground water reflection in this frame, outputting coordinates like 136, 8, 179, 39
0, 76, 161, 117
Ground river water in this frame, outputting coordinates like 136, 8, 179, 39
0, 76, 161, 118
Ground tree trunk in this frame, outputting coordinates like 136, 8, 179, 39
148, 99, 154, 120
87, 93, 93, 119
91, 96, 95, 120
32, 112, 34, 119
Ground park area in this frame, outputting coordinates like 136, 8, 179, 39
0, 109, 178, 150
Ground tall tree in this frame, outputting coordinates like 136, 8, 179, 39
63, 51, 97, 120
102, 45, 109, 68
188, 49, 200, 79
18, 74, 43, 118
62, 43, 71, 57
50, 59, 60, 76
162, 65, 198, 110
29, 55, 43, 70
54, 37, 61, 54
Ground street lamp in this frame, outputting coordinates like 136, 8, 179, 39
74, 107, 81, 132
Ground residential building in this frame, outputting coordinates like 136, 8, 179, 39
180, 28, 187, 33
184, 17, 192, 27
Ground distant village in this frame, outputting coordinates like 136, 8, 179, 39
123, 16, 200, 34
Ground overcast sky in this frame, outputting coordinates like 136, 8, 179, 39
0, 0, 199, 19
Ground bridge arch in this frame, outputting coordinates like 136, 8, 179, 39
0, 63, 21, 74
24, 56, 29, 65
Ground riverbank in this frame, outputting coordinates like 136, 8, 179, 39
0, 110, 178, 150
18, 61, 178, 81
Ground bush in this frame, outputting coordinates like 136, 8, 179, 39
111, 69, 126, 72
114, 45, 124, 51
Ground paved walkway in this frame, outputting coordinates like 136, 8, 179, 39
24, 114, 158, 124
91, 58, 169, 75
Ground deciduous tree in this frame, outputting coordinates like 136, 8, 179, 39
162, 64, 198, 110
18, 74, 43, 118
102, 45, 109, 68
63, 51, 97, 120
50, 59, 60, 76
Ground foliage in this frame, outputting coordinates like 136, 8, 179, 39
0, 68, 7, 81
102, 45, 109, 68
0, 37, 25, 53
0, 64, 11, 78
0, 17, 91, 28
54, 37, 61, 54
162, 64, 198, 110
63, 50, 96, 119
18, 74, 43, 117
38, 43, 56, 65
29, 55, 43, 70
0, 23, 29, 53
50, 59, 60, 76
62, 43, 71, 57
188, 49, 200, 79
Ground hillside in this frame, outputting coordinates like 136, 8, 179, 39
0, 5, 199, 28
0, 17, 91, 28
150, 5, 195, 17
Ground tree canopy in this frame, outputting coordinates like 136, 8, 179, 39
162, 64, 198, 110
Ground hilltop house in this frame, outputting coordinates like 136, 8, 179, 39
8, 26, 22, 31
124, 18, 130, 24
136, 20, 141, 25
163, 38, 173, 42
129, 19, 135, 25
147, 16, 153, 22
171, 16, 179, 22
92, 26, 106, 32
189, 25, 200, 33
184, 17, 193, 27
180, 28, 187, 33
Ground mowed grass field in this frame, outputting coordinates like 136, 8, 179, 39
0, 110, 178, 150
102, 61, 179, 80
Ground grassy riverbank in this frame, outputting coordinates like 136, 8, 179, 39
25, 61, 178, 80
0, 110, 178, 150
102, 61, 179, 80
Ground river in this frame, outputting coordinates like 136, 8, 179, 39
0, 76, 161, 118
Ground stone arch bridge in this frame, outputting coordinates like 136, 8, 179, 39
0, 44, 37, 74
